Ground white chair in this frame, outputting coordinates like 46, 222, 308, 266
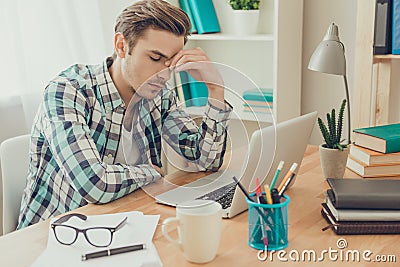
0, 134, 30, 234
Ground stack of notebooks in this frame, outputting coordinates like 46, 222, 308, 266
321, 178, 400, 235
347, 123, 400, 177
242, 88, 273, 114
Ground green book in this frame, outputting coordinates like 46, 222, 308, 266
179, 0, 197, 33
353, 123, 400, 153
187, 0, 220, 34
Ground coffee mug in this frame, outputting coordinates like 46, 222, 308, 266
162, 199, 222, 263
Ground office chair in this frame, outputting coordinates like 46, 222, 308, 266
0, 134, 30, 234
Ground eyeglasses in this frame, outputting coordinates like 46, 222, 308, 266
51, 213, 127, 247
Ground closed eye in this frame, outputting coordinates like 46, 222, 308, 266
150, 56, 162, 62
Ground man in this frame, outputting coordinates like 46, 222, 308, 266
18, 0, 231, 229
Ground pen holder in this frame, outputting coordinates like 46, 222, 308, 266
246, 193, 290, 251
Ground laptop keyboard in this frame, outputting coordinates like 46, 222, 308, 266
196, 182, 236, 210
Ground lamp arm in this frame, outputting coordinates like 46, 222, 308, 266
343, 75, 351, 144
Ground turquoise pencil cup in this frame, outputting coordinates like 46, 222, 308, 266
246, 193, 290, 251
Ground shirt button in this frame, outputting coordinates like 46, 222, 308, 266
121, 102, 125, 108
108, 154, 113, 158
105, 106, 112, 112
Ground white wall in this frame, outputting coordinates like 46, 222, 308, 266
302, 0, 357, 145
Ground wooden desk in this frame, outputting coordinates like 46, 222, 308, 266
1, 146, 399, 266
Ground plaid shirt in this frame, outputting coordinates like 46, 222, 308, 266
18, 58, 232, 229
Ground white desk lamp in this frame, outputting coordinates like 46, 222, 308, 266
308, 23, 351, 144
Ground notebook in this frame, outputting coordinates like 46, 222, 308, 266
326, 178, 400, 210
155, 111, 317, 218
321, 205, 400, 235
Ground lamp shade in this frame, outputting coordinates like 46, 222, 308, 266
308, 23, 346, 75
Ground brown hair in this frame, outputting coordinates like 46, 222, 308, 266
112, 0, 191, 59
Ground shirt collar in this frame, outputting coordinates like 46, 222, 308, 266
94, 57, 124, 111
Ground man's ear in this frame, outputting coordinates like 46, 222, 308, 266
114, 32, 127, 58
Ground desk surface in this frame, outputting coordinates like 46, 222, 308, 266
1, 146, 399, 267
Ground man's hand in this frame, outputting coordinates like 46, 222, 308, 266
165, 47, 225, 109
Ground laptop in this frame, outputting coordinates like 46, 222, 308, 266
155, 111, 317, 218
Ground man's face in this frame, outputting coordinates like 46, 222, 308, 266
121, 28, 184, 100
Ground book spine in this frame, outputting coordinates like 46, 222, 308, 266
187, 0, 220, 34
179, 0, 197, 33
386, 137, 400, 153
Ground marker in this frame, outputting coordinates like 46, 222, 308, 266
271, 188, 280, 204
255, 178, 267, 204
277, 163, 298, 193
270, 161, 284, 190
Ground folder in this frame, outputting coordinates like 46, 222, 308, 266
374, 0, 392, 54
187, 0, 220, 34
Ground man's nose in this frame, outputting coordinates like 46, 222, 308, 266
157, 67, 172, 82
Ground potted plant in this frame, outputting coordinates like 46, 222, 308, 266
318, 99, 349, 179
228, 0, 261, 35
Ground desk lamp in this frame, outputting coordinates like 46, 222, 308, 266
308, 23, 351, 144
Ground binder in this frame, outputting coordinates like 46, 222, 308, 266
187, 0, 220, 34
179, 0, 197, 33
178, 72, 193, 107
374, 0, 392, 54
186, 73, 208, 106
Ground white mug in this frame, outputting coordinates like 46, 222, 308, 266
162, 200, 222, 263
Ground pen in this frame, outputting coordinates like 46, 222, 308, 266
277, 163, 298, 193
270, 161, 284, 190
232, 176, 254, 202
255, 178, 268, 251
278, 172, 296, 197
81, 244, 145, 261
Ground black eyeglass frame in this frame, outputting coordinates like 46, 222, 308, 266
51, 213, 127, 247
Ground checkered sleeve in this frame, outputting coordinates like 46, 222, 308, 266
42, 80, 161, 204
162, 94, 232, 171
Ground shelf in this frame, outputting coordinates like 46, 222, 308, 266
188, 33, 274, 41
373, 54, 400, 63
186, 106, 273, 123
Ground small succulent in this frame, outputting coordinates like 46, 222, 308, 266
228, 0, 260, 10
318, 99, 348, 150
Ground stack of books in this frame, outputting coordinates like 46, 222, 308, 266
321, 178, 400, 235
347, 123, 400, 177
242, 88, 273, 114
179, 0, 220, 34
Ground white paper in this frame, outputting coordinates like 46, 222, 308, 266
31, 211, 162, 267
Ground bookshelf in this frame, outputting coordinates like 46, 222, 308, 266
354, 0, 399, 129
169, 0, 303, 124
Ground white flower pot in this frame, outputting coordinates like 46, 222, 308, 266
319, 145, 349, 179
232, 10, 260, 35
